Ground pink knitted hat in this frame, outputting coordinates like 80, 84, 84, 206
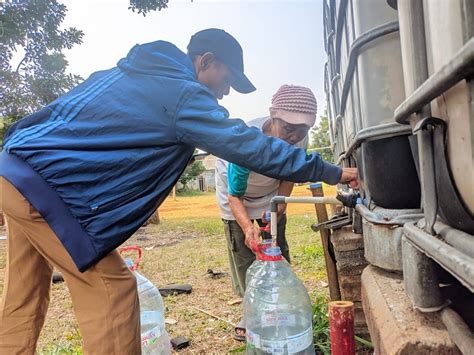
270, 85, 317, 127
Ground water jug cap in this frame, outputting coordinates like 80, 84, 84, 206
255, 239, 273, 260
260, 246, 283, 261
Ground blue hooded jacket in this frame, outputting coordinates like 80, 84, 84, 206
0, 41, 341, 272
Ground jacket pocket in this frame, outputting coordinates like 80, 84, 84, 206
90, 185, 142, 214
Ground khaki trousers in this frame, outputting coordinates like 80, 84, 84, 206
0, 178, 141, 354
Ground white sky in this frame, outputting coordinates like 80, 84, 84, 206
61, 0, 326, 123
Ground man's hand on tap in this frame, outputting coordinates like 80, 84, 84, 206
340, 167, 358, 188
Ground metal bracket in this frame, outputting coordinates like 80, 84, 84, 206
412, 116, 446, 134
312, 215, 351, 232
336, 192, 358, 208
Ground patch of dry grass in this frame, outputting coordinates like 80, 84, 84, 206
160, 184, 336, 221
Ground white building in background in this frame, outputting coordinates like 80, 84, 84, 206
197, 154, 217, 192
175, 153, 217, 192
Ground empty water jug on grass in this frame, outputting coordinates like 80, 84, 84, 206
121, 246, 172, 355
244, 246, 315, 355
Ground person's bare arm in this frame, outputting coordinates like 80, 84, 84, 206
228, 195, 260, 249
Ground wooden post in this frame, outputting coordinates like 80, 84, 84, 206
329, 301, 355, 355
172, 185, 177, 201
146, 209, 160, 225
310, 182, 341, 301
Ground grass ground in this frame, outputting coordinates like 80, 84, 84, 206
0, 184, 337, 354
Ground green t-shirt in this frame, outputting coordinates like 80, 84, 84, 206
227, 163, 251, 196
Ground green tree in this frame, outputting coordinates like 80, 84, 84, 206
0, 0, 173, 144
0, 1, 84, 143
179, 160, 206, 191
309, 115, 334, 163
128, 0, 169, 16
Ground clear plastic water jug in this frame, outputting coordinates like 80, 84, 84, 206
244, 246, 315, 355
245, 239, 272, 288
123, 246, 171, 355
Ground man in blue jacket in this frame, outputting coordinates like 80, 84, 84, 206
0, 29, 357, 353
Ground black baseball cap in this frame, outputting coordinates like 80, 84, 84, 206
187, 28, 256, 94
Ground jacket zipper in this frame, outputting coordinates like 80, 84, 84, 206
90, 185, 143, 213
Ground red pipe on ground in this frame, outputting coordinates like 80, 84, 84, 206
329, 301, 355, 355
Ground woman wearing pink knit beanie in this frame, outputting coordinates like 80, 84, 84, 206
215, 84, 325, 341
269, 84, 318, 131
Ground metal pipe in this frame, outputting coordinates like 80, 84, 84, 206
404, 222, 474, 292
397, 0, 430, 108
324, 63, 330, 93
269, 197, 281, 247
440, 307, 474, 354
331, 74, 340, 94
323, 0, 329, 53
334, 0, 349, 72
279, 196, 342, 205
397, 0, 436, 235
435, 222, 474, 259
416, 122, 437, 235
462, 0, 474, 41
331, 75, 341, 117
270, 196, 343, 247
395, 38, 474, 124
326, 30, 335, 46
337, 122, 413, 164
339, 21, 399, 117
416, 219, 474, 259
356, 204, 422, 226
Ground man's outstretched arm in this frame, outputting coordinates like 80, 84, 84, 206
175, 86, 357, 186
